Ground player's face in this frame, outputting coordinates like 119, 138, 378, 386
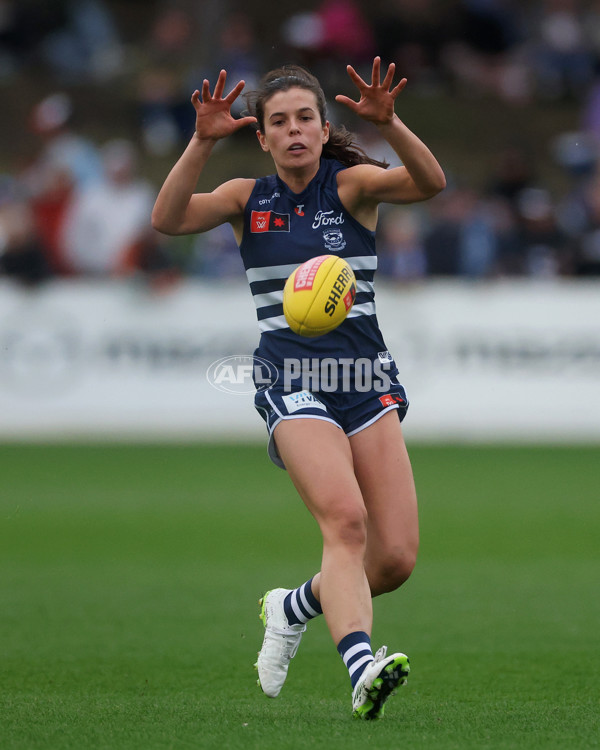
257, 88, 329, 170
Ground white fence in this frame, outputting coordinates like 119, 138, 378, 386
1, 279, 599, 442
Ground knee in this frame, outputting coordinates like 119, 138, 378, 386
368, 547, 418, 595
320, 502, 368, 550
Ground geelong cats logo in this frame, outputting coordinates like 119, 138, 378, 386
322, 228, 346, 252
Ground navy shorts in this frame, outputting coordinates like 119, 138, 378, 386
254, 382, 409, 470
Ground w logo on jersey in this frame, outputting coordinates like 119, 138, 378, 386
251, 210, 290, 233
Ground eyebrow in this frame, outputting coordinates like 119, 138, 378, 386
268, 107, 315, 121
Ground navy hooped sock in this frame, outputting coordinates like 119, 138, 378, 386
283, 578, 323, 626
337, 631, 374, 689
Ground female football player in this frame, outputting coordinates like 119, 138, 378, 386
152, 56, 445, 719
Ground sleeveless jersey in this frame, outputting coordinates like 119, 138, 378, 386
239, 158, 398, 390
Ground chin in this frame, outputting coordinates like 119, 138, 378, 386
287, 152, 316, 166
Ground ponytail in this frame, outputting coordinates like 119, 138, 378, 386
324, 124, 389, 169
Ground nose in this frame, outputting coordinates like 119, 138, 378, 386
289, 119, 301, 134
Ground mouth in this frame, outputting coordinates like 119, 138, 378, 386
288, 142, 306, 152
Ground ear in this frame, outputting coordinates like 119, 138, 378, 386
322, 121, 330, 144
256, 130, 270, 153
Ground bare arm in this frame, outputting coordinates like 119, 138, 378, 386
336, 57, 446, 208
151, 71, 257, 236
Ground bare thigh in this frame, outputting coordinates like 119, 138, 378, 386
272, 418, 364, 528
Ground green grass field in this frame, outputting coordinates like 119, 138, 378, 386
1, 442, 598, 750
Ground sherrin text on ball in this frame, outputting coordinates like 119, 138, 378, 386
283, 255, 356, 337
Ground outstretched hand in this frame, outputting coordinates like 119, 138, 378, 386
335, 57, 407, 126
191, 70, 257, 141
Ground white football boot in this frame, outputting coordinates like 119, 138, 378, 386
255, 588, 306, 698
352, 646, 410, 719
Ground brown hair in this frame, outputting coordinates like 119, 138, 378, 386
244, 64, 389, 169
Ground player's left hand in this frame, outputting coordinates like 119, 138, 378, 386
335, 57, 407, 126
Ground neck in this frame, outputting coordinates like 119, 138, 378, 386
276, 161, 320, 194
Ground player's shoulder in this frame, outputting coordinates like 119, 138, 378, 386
336, 163, 385, 211
214, 177, 256, 213
216, 177, 256, 198
337, 163, 385, 185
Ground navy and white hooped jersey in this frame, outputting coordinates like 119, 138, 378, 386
238, 158, 398, 388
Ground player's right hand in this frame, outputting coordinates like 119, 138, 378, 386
191, 69, 257, 141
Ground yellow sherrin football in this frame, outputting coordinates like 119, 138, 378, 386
283, 254, 356, 337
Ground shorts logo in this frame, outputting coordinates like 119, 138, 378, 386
378, 393, 405, 408
322, 228, 346, 252
251, 210, 290, 233
282, 390, 327, 414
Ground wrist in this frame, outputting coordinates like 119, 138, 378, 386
374, 113, 400, 133
192, 132, 219, 146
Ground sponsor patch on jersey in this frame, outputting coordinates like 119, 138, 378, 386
282, 390, 327, 414
343, 285, 356, 311
312, 210, 344, 229
251, 210, 290, 233
378, 393, 406, 408
322, 228, 346, 252
378, 351, 393, 363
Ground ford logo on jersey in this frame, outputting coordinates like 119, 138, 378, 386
312, 210, 344, 229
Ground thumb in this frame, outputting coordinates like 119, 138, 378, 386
232, 115, 258, 131
335, 95, 358, 111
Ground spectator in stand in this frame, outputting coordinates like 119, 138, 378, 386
0, 175, 51, 285
0, 0, 68, 79
487, 142, 538, 207
280, 0, 375, 89
515, 187, 571, 276
315, 0, 375, 63
137, 6, 198, 156
27, 92, 103, 192
557, 167, 600, 275
423, 186, 478, 276
40, 0, 124, 83
377, 206, 427, 282
29, 159, 76, 276
528, 0, 595, 101
22, 92, 103, 275
187, 224, 246, 279
373, 0, 452, 91
61, 138, 157, 277
423, 184, 523, 279
209, 12, 262, 118
442, 0, 530, 102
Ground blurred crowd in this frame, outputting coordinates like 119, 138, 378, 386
2, 0, 600, 287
